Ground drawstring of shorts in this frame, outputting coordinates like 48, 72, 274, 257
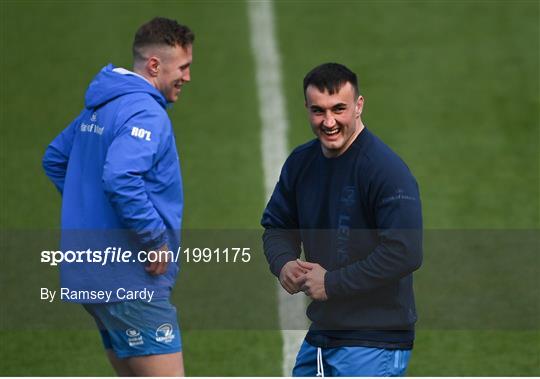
316, 347, 325, 377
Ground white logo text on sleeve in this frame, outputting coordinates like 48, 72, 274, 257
131, 126, 152, 141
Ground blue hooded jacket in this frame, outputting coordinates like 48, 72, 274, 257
43, 64, 183, 302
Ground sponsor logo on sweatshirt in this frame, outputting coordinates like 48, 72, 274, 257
337, 186, 356, 265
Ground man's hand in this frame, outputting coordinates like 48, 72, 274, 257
279, 260, 308, 294
297, 259, 328, 301
145, 244, 170, 276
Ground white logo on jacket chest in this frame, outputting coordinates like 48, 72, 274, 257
80, 112, 103, 135
131, 126, 152, 141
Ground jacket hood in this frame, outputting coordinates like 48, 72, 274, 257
84, 64, 167, 109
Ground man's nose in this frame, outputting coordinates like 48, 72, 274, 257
182, 68, 191, 82
323, 113, 336, 127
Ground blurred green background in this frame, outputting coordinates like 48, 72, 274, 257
1, 0, 538, 376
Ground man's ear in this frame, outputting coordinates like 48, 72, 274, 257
355, 96, 364, 118
146, 56, 160, 78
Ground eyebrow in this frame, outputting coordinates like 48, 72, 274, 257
310, 102, 347, 110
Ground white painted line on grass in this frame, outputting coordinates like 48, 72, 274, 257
246, 0, 308, 376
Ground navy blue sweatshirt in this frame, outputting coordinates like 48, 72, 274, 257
261, 127, 422, 349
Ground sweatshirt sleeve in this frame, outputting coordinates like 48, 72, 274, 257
261, 157, 302, 277
102, 108, 169, 250
325, 161, 423, 298
42, 116, 80, 194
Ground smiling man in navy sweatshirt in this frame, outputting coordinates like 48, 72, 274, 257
261, 63, 423, 376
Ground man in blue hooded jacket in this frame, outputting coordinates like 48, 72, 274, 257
43, 17, 193, 376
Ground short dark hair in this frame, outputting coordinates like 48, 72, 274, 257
133, 17, 195, 61
303, 63, 358, 99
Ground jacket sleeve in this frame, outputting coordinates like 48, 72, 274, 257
42, 116, 80, 194
325, 162, 423, 298
261, 157, 301, 277
102, 108, 169, 250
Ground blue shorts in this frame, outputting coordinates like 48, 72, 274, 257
293, 339, 411, 377
83, 299, 182, 359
